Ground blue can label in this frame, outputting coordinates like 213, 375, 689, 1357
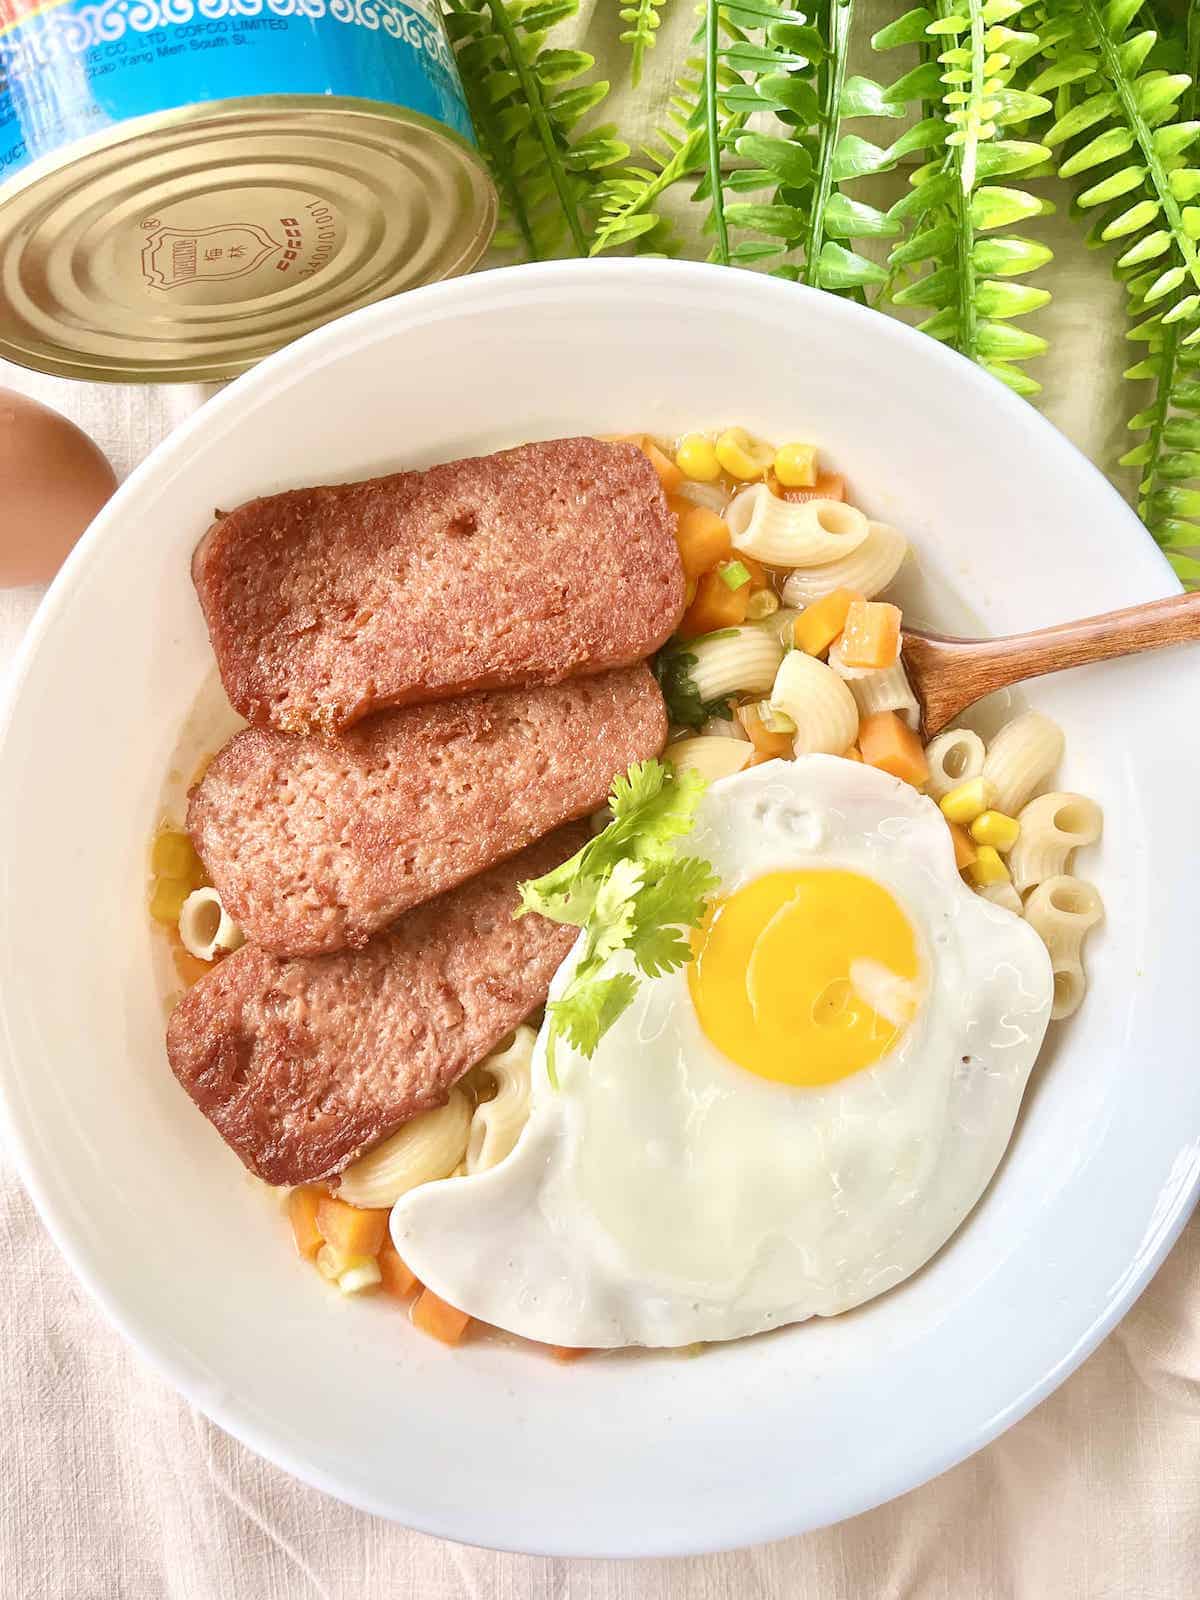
0, 0, 475, 182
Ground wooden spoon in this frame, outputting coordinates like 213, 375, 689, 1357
901, 591, 1200, 738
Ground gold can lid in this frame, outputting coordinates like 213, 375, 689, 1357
0, 97, 496, 383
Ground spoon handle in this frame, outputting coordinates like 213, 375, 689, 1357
905, 590, 1200, 736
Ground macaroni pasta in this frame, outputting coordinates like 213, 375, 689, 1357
770, 650, 859, 756
780, 521, 907, 605
981, 711, 1065, 816
726, 486, 870, 568
1023, 875, 1104, 1020
337, 1089, 472, 1208
466, 1027, 536, 1175
1009, 792, 1103, 893
689, 626, 784, 702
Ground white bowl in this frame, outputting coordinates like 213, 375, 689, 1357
0, 260, 1196, 1557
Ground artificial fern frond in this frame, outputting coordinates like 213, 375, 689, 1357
445, 0, 628, 259
696, 0, 814, 266
619, 0, 672, 87
1037, 0, 1200, 584
777, 0, 946, 293
878, 0, 1056, 395
590, 1, 759, 258
699, 0, 944, 281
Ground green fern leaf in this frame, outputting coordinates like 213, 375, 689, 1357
444, 0, 627, 260
877, 0, 1054, 390
618, 0, 672, 87
1045, 0, 1200, 581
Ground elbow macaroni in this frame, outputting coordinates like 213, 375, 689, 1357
725, 486, 870, 568
923, 729, 987, 799
178, 887, 244, 961
1009, 792, 1103, 892
336, 1089, 472, 1208
975, 879, 1023, 916
1023, 876, 1104, 1020
981, 711, 1065, 816
466, 1026, 536, 1175
828, 638, 920, 728
770, 650, 859, 756
780, 521, 908, 605
666, 735, 753, 784
688, 626, 784, 702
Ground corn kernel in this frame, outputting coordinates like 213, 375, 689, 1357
675, 433, 721, 482
152, 829, 198, 881
149, 876, 191, 925
967, 845, 1011, 887
939, 777, 995, 825
969, 809, 1021, 852
773, 442, 818, 489
715, 427, 775, 481
746, 589, 780, 620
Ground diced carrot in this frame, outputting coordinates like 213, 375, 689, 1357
777, 470, 846, 503
839, 600, 902, 669
411, 1287, 472, 1345
548, 1345, 590, 1363
737, 702, 794, 759
793, 588, 863, 658
858, 711, 930, 788
842, 745, 863, 763
678, 567, 750, 637
287, 1187, 325, 1261
378, 1241, 420, 1299
315, 1196, 389, 1259
642, 439, 684, 494
947, 821, 977, 871
674, 505, 732, 579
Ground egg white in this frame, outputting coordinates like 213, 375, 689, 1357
391, 757, 1054, 1347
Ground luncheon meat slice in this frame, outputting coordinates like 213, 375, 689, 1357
189, 665, 664, 957
193, 437, 684, 734
165, 827, 585, 1187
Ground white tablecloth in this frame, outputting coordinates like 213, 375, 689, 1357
3, 18, 1200, 1588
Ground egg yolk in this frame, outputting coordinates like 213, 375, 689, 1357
687, 869, 922, 1087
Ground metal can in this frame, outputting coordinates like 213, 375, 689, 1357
0, 0, 496, 381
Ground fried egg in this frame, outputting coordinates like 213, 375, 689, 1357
391, 757, 1053, 1347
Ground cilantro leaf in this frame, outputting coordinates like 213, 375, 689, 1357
590, 858, 644, 959
548, 972, 639, 1059
608, 755, 668, 819
630, 856, 720, 977
516, 758, 718, 1081
609, 760, 707, 869
518, 760, 709, 929
652, 646, 734, 729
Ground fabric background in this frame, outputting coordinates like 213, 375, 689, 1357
1, 3, 1198, 1593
